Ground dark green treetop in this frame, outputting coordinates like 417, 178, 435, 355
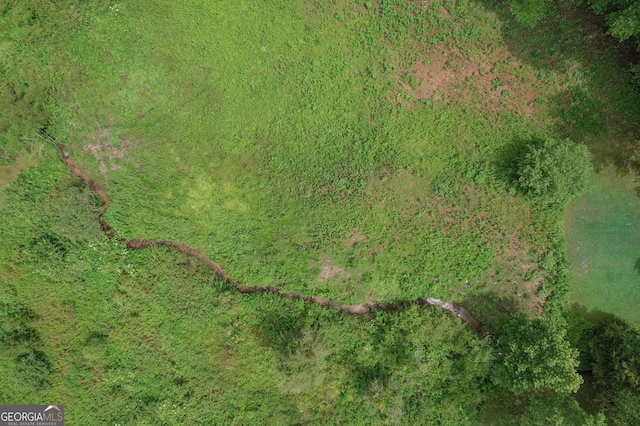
492, 313, 583, 394
518, 138, 592, 209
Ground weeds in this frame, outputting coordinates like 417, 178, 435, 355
0, 0, 639, 423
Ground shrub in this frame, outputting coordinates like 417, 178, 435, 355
508, 0, 549, 28
517, 138, 592, 208
492, 313, 582, 394
14, 349, 52, 389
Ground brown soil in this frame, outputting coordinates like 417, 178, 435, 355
58, 144, 110, 208
84, 141, 133, 181
404, 45, 541, 118
318, 260, 348, 281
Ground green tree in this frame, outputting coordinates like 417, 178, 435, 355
516, 391, 606, 426
607, 2, 640, 40
590, 0, 640, 41
492, 313, 583, 394
566, 311, 640, 425
589, 318, 640, 390
508, 0, 550, 28
482, 389, 606, 425
518, 138, 592, 208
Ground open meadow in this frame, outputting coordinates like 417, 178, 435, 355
565, 169, 640, 327
1, 0, 639, 424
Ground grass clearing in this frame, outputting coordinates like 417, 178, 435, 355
1, 0, 640, 423
0, 152, 34, 209
564, 168, 640, 326
47, 0, 561, 313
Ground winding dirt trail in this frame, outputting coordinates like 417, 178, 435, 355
55, 142, 481, 333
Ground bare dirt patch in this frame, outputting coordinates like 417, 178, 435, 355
81, 117, 138, 181
84, 141, 133, 181
404, 44, 542, 118
318, 261, 349, 281
345, 229, 367, 251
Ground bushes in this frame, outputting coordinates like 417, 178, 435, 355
13, 349, 52, 389
566, 310, 640, 425
589, 318, 640, 390
590, 0, 640, 41
492, 313, 582, 394
517, 138, 592, 209
0, 301, 39, 346
508, 0, 550, 28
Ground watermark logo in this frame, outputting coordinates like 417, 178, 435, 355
0, 405, 64, 426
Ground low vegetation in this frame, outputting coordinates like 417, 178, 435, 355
0, 0, 639, 424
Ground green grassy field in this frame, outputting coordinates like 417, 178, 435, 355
564, 169, 640, 326
48, 0, 565, 310
1, 0, 640, 423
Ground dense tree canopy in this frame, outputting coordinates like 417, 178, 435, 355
567, 311, 640, 425
590, 0, 640, 41
492, 313, 583, 394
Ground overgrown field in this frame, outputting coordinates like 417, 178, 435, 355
1, 0, 639, 424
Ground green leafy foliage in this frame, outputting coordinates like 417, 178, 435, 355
266, 305, 493, 424
589, 319, 640, 390
518, 138, 593, 209
13, 350, 51, 389
508, 0, 550, 28
607, 2, 640, 40
589, 0, 640, 41
566, 310, 640, 426
492, 313, 583, 394
482, 389, 606, 425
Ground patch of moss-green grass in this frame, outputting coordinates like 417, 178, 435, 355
564, 169, 640, 327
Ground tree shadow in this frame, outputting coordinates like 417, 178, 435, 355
634, 257, 640, 277
474, 0, 640, 74
570, 302, 618, 324
252, 296, 309, 356
492, 136, 537, 185
548, 87, 639, 175
460, 290, 523, 332
469, 0, 640, 178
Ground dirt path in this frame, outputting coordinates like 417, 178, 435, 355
53, 140, 481, 333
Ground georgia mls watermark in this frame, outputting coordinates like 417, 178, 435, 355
0, 405, 63, 426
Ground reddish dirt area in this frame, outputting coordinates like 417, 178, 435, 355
403, 44, 542, 118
